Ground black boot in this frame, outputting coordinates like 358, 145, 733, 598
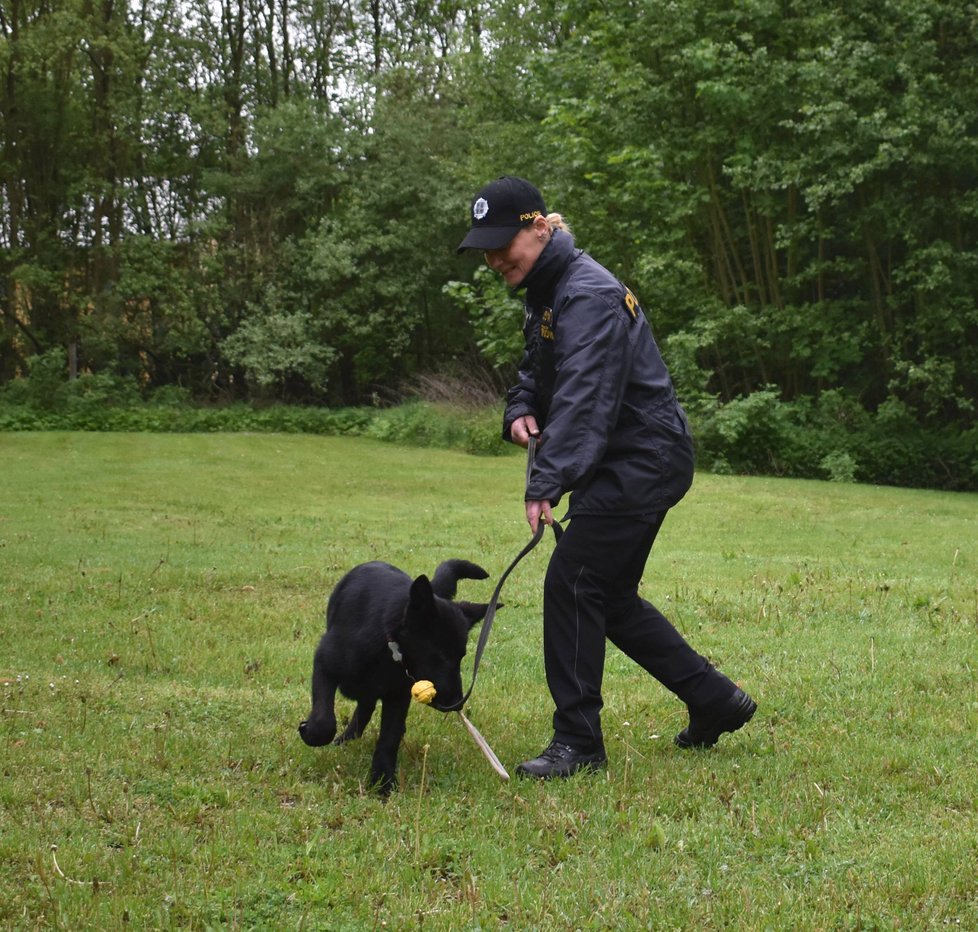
675, 688, 757, 749
516, 740, 608, 779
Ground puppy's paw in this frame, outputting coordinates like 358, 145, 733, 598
370, 770, 397, 796
298, 719, 336, 747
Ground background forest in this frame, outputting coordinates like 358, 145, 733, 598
2, 0, 977, 490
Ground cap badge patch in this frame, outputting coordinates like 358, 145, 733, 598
473, 197, 489, 220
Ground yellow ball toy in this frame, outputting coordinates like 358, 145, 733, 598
411, 680, 437, 704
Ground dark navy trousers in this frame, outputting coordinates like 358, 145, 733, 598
543, 512, 737, 751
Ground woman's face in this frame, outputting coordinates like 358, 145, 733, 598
484, 218, 549, 288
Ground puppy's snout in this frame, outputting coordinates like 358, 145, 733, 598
430, 683, 465, 713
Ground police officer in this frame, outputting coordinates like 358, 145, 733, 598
457, 176, 757, 778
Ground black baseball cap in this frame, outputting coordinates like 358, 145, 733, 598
456, 176, 547, 253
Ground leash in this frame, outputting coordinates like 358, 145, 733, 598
441, 435, 562, 713
412, 436, 561, 781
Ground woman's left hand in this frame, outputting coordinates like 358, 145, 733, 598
526, 500, 553, 535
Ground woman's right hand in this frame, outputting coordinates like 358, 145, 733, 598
509, 415, 540, 449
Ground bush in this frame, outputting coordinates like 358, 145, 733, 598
462, 418, 507, 456
1, 362, 974, 487
856, 402, 978, 491
685, 388, 978, 491
690, 388, 801, 476
0, 380, 516, 459
820, 451, 858, 484
362, 402, 509, 456
0, 348, 71, 410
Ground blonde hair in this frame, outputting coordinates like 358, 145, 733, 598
546, 212, 571, 234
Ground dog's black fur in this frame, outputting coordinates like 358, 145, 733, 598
298, 558, 490, 793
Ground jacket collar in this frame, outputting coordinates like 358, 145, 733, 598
519, 229, 577, 306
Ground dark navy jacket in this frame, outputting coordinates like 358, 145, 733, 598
502, 230, 695, 517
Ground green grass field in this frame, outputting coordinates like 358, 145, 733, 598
2, 432, 976, 930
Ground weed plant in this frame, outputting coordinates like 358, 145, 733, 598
1, 433, 976, 929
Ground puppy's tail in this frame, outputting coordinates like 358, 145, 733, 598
430, 559, 490, 599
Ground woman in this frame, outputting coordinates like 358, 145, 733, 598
457, 176, 756, 779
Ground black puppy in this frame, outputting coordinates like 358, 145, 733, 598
299, 559, 490, 793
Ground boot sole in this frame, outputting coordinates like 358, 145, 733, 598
515, 757, 607, 779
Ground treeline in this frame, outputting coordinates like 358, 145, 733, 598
2, 0, 976, 489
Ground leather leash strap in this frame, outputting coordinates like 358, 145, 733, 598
443, 435, 561, 711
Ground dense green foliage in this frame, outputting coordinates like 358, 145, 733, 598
0, 351, 509, 455
4, 353, 976, 489
2, 0, 977, 487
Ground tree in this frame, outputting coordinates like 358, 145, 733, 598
529, 0, 978, 429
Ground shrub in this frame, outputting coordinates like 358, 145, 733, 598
690, 388, 801, 476
683, 387, 978, 490
820, 451, 858, 484
0, 363, 974, 487
462, 418, 507, 456
0, 348, 71, 410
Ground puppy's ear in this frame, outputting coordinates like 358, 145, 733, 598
457, 601, 491, 631
408, 574, 436, 616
